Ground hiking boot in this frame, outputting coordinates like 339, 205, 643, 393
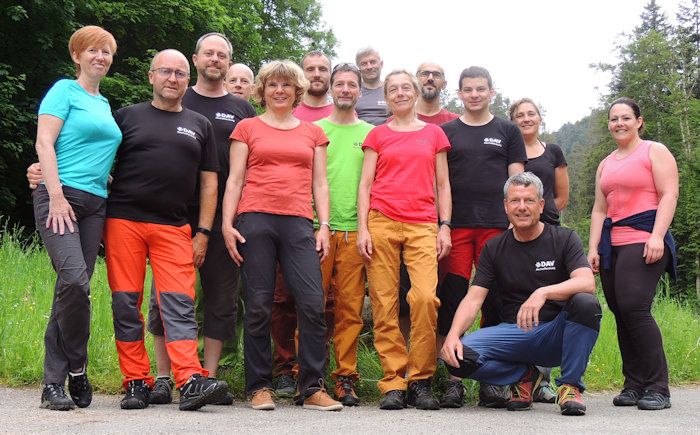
407, 379, 440, 410
507, 365, 542, 411
379, 389, 406, 410
68, 371, 92, 408
149, 377, 173, 405
121, 380, 150, 409
334, 376, 359, 406
213, 392, 234, 405
274, 374, 296, 398
439, 379, 465, 408
613, 388, 642, 406
304, 389, 343, 411
178, 374, 228, 411
557, 384, 586, 416
251, 387, 275, 410
637, 391, 671, 410
478, 383, 508, 408
534, 383, 556, 403
40, 383, 75, 411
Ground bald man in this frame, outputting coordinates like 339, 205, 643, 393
104, 49, 228, 411
225, 63, 256, 101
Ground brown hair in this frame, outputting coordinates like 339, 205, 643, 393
68, 26, 117, 77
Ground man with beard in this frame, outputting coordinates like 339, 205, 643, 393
355, 47, 390, 125
271, 50, 335, 398
146, 33, 257, 406
415, 62, 460, 124
292, 51, 333, 121
224, 63, 256, 101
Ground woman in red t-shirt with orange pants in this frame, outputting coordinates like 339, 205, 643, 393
357, 69, 452, 410
222, 60, 341, 412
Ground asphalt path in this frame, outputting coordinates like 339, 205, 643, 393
1, 386, 698, 434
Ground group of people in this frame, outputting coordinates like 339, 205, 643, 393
30, 26, 679, 416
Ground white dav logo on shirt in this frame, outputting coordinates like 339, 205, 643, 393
483, 137, 502, 147
535, 260, 556, 271
177, 126, 197, 139
216, 112, 237, 122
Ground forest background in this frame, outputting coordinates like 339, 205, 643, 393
2, 0, 698, 304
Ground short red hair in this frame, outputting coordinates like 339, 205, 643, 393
68, 25, 117, 77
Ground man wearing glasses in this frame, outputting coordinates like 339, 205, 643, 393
415, 62, 460, 124
104, 49, 228, 411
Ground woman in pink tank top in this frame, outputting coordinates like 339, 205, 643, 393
588, 97, 678, 411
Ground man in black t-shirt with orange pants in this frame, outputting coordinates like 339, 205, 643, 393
441, 172, 601, 416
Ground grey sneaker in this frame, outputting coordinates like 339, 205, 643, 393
637, 391, 671, 410
149, 377, 173, 404
274, 374, 296, 398
40, 384, 75, 411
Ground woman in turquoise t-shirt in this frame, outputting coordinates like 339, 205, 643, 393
32, 26, 121, 412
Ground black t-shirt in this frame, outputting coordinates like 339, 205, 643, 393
524, 143, 567, 226
182, 88, 257, 227
472, 224, 591, 324
107, 102, 219, 226
441, 116, 527, 228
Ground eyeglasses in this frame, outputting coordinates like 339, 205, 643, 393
333, 62, 360, 72
417, 70, 444, 79
151, 68, 190, 80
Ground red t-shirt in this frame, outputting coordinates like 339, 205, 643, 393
363, 123, 450, 223
418, 109, 460, 125
292, 102, 334, 122
230, 117, 329, 220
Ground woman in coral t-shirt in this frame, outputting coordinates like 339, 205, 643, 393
221, 60, 340, 411
588, 97, 678, 411
356, 70, 452, 410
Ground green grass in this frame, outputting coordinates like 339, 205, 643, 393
1, 223, 699, 400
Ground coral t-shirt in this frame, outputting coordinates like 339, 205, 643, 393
362, 123, 450, 223
230, 117, 329, 220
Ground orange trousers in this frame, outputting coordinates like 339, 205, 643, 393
104, 218, 207, 389
365, 210, 439, 393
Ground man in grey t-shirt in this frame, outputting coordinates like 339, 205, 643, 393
354, 47, 390, 125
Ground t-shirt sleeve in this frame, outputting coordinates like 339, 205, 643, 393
362, 126, 380, 152
471, 241, 497, 289
563, 229, 591, 273
550, 143, 567, 167
506, 122, 527, 164
433, 125, 451, 153
309, 122, 330, 148
230, 118, 252, 144
200, 120, 220, 172
38, 80, 71, 120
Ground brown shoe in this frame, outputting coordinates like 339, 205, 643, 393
334, 376, 360, 406
251, 388, 275, 410
303, 389, 343, 411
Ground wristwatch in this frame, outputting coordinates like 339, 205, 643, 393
196, 227, 211, 236
439, 220, 452, 229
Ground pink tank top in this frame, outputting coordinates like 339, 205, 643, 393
599, 140, 659, 246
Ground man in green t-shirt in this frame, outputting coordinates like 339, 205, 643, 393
314, 62, 374, 406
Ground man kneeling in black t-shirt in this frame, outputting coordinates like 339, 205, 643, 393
441, 172, 601, 416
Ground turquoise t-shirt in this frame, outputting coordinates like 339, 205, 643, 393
314, 118, 374, 231
38, 79, 122, 198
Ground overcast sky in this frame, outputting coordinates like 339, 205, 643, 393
319, 0, 683, 131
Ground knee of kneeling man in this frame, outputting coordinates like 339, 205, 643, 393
565, 293, 602, 331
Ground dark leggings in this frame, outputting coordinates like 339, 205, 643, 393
600, 243, 670, 396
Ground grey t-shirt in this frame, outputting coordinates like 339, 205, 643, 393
356, 86, 391, 126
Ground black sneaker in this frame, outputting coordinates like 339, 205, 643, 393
149, 377, 173, 404
379, 389, 406, 410
213, 392, 234, 406
479, 382, 508, 408
178, 373, 228, 411
637, 391, 671, 410
334, 376, 360, 406
439, 379, 465, 408
613, 388, 642, 406
274, 374, 296, 398
407, 379, 440, 410
121, 380, 151, 409
40, 383, 75, 411
68, 371, 92, 408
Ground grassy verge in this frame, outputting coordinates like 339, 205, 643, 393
1, 224, 698, 399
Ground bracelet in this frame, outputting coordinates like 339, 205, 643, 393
320, 221, 331, 229
439, 220, 452, 229
196, 227, 211, 236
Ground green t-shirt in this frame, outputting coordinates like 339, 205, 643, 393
314, 118, 374, 231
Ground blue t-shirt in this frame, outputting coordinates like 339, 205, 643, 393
38, 79, 122, 198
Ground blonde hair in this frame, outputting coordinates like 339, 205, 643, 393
254, 60, 309, 108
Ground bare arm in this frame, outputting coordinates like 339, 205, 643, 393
516, 267, 595, 332
192, 170, 217, 268
312, 145, 330, 263
221, 140, 248, 266
440, 285, 489, 367
435, 150, 452, 261
645, 142, 679, 264
508, 161, 525, 177
588, 162, 607, 274
553, 164, 570, 211
356, 149, 377, 262
35, 114, 75, 234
